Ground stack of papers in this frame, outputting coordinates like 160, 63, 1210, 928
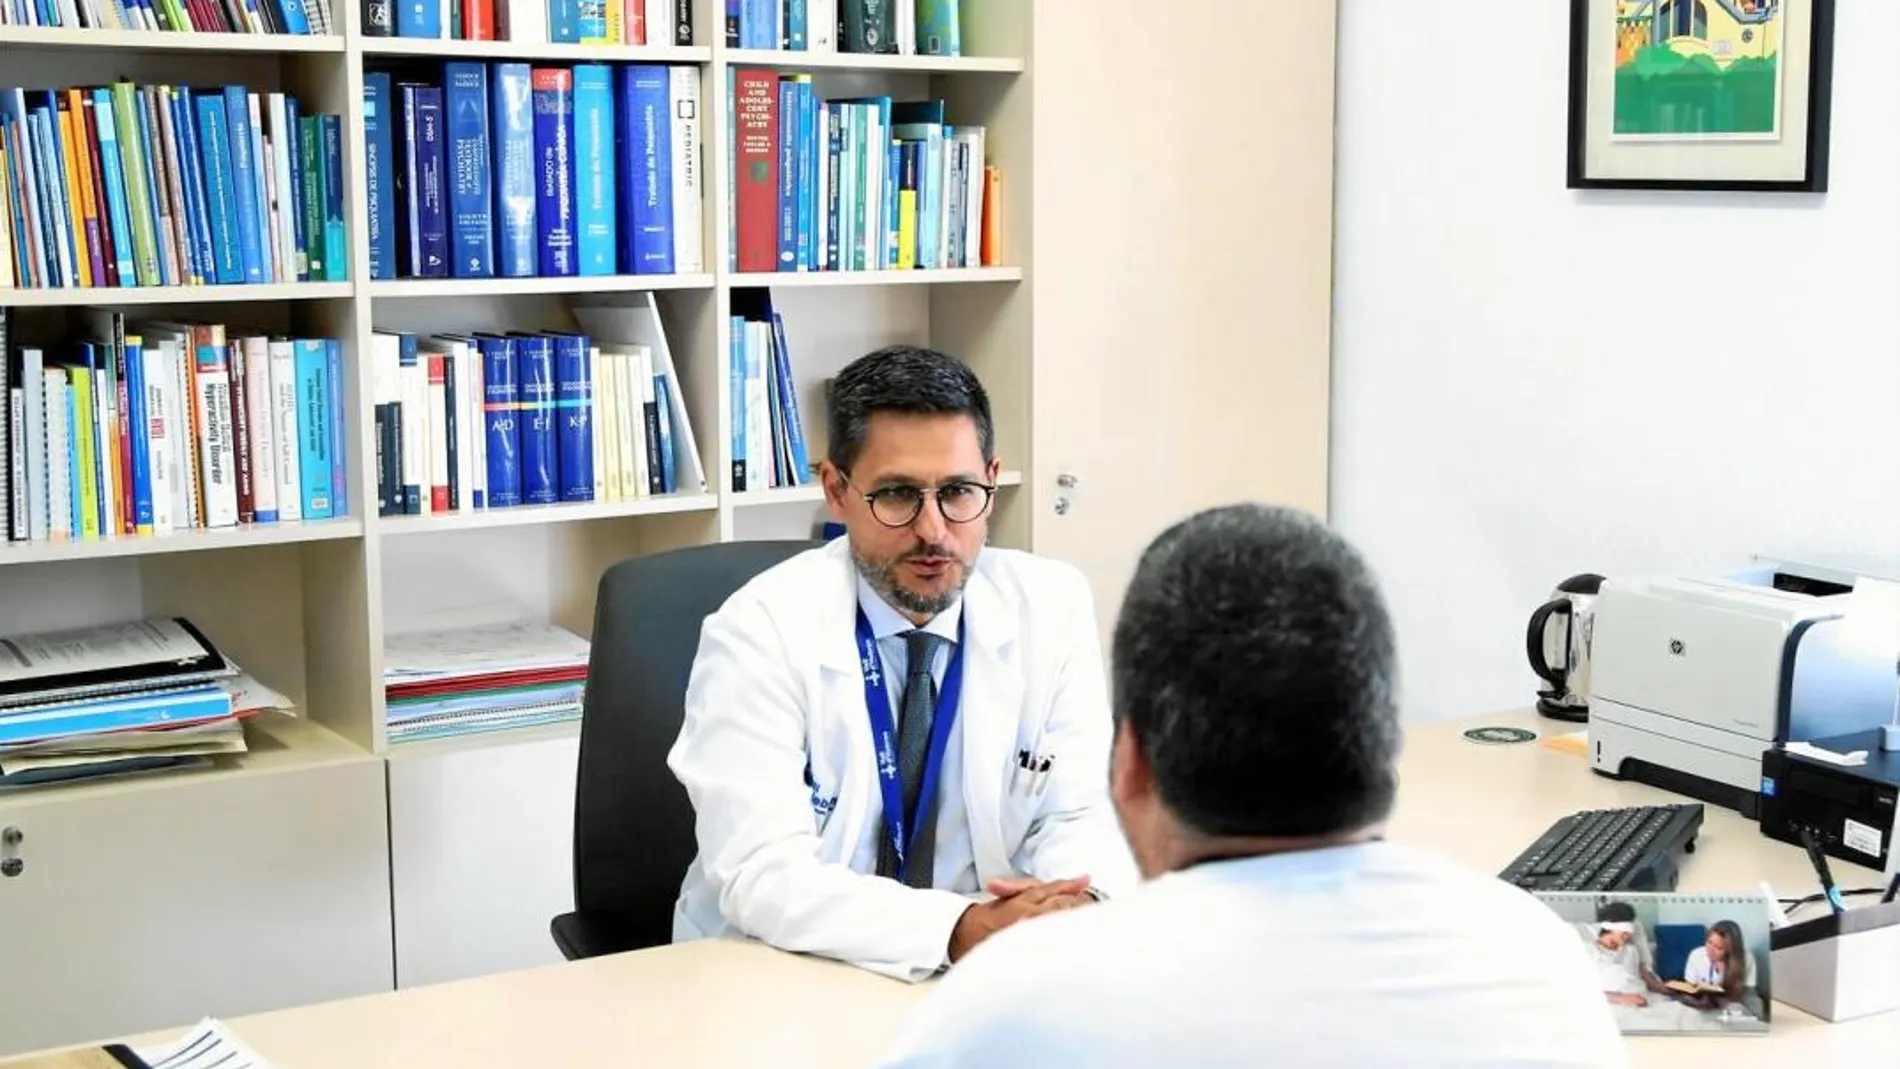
382, 619, 590, 743
0, 618, 292, 789
134, 1017, 274, 1068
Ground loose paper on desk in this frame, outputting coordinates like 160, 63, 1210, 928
133, 1018, 274, 1069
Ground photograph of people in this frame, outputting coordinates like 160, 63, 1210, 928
1585, 902, 1663, 1008
1681, 919, 1756, 1001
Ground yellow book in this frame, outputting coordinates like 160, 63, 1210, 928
896, 188, 918, 270
69, 369, 99, 541
603, 0, 623, 43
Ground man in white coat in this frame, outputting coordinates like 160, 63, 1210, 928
878, 505, 1630, 1067
667, 345, 1137, 982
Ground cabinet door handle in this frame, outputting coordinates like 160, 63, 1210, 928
1, 825, 21, 877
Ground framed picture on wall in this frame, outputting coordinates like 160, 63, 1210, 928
1567, 0, 1836, 191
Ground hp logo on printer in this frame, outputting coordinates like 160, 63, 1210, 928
1668, 639, 1686, 656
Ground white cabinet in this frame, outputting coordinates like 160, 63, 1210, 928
386, 726, 580, 989
0, 722, 394, 1057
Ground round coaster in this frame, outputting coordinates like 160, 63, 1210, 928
1463, 726, 1536, 745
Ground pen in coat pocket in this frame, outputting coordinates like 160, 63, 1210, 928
1033, 756, 1054, 796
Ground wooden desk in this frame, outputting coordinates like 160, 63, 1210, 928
13, 711, 1900, 1067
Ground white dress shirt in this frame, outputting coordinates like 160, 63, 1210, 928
853, 576, 978, 894
879, 841, 1629, 1068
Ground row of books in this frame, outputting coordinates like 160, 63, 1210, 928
365, 0, 691, 45
729, 76, 995, 274
1, 83, 347, 293
729, 288, 809, 491
0, 616, 289, 790
725, 0, 960, 56
0, 310, 348, 544
382, 618, 588, 743
367, 298, 705, 516
365, 62, 701, 282
0, 0, 332, 32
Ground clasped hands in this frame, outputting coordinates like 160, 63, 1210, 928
947, 874, 1095, 962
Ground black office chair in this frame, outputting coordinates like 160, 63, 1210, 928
549, 539, 822, 960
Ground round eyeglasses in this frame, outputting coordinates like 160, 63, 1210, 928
847, 479, 997, 528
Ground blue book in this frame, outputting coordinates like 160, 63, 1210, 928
394, 0, 438, 38
824, 103, 841, 271
617, 64, 672, 274
787, 0, 806, 48
532, 71, 577, 278
285, 98, 308, 281
768, 310, 810, 484
415, 86, 449, 278
222, 86, 266, 284
777, 77, 797, 270
655, 372, 677, 494
511, 334, 558, 505
91, 90, 139, 286
294, 339, 335, 520
742, 0, 772, 47
0, 685, 235, 747
572, 64, 616, 277
549, 333, 594, 502
795, 82, 815, 270
548, 0, 579, 41
490, 64, 538, 279
174, 89, 218, 287
123, 337, 152, 532
321, 115, 348, 281
444, 63, 494, 279
364, 72, 397, 281
477, 334, 522, 508
728, 316, 746, 490
397, 334, 422, 514
327, 338, 347, 518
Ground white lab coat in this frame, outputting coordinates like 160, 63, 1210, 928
667, 538, 1138, 982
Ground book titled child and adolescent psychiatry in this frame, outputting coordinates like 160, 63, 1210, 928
0, 308, 350, 544
1, 83, 347, 292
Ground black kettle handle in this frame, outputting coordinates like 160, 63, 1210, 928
1526, 599, 1572, 690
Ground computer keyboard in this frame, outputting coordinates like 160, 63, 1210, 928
1498, 803, 1704, 892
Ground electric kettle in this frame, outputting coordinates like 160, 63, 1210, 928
1525, 573, 1606, 723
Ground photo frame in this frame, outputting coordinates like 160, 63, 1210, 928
1567, 0, 1836, 192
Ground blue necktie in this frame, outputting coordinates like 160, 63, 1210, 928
878, 629, 945, 887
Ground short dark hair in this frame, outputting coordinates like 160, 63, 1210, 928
825, 345, 994, 474
1111, 504, 1401, 839
1597, 901, 1637, 924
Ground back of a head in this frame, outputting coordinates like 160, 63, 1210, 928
1112, 503, 1401, 839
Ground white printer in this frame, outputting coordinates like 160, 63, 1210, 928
1588, 560, 1896, 819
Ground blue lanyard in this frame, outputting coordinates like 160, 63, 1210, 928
855, 607, 965, 885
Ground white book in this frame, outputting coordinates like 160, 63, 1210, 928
896, 0, 913, 54
598, 348, 621, 502
7, 388, 23, 541
269, 339, 302, 521
814, 99, 831, 270
241, 336, 279, 522
458, 343, 481, 511
141, 343, 173, 536
500, 0, 546, 42
171, 340, 201, 530
21, 346, 45, 541
399, 346, 431, 515
247, 93, 273, 281
91, 365, 116, 537
588, 345, 607, 503
269, 94, 299, 280
570, 292, 707, 492
668, 65, 704, 273
192, 347, 239, 528
746, 320, 769, 488
41, 369, 70, 541
619, 349, 644, 499
808, 0, 835, 51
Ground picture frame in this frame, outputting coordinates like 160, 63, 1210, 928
1566, 0, 1836, 192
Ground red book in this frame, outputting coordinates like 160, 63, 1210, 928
428, 354, 449, 513
733, 70, 779, 273
464, 0, 494, 39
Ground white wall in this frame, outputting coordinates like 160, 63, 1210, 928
1332, 2, 1900, 723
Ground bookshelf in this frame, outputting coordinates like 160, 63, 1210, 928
0, 0, 1041, 1053
0, 0, 1340, 1056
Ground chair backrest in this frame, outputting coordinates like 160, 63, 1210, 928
569, 539, 822, 948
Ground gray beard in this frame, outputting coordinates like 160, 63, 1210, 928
853, 546, 972, 618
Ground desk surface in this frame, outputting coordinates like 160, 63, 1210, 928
18, 711, 1900, 1067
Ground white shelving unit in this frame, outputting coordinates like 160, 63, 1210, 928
0, 0, 1038, 1054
